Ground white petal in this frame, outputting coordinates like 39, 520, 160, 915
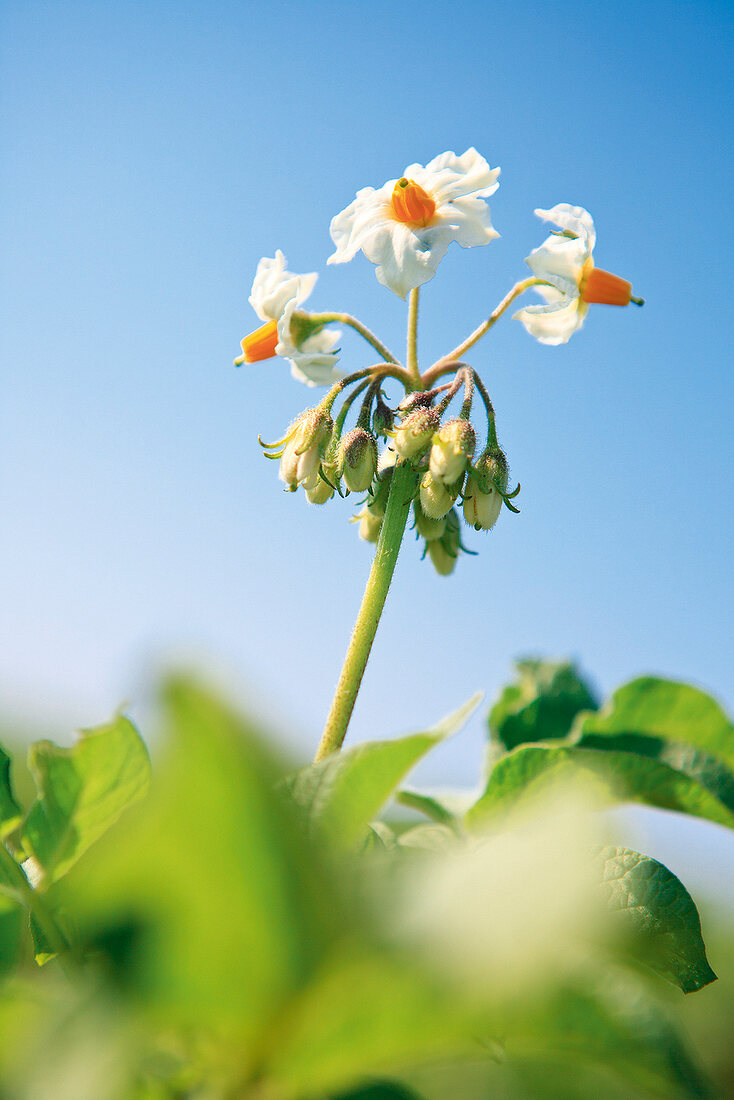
248, 251, 316, 321
276, 299, 341, 386
364, 221, 454, 298
421, 148, 500, 200
328, 185, 394, 263
535, 204, 596, 250
525, 234, 590, 285
514, 294, 588, 346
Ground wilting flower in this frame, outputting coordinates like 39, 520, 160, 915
260, 407, 333, 492
328, 149, 500, 298
514, 205, 642, 345
236, 251, 341, 385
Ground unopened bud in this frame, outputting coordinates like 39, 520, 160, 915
428, 418, 476, 485
473, 446, 509, 495
279, 408, 333, 490
372, 396, 394, 439
427, 509, 461, 576
463, 446, 510, 530
305, 458, 339, 505
352, 505, 382, 543
394, 408, 440, 460
368, 466, 394, 519
414, 500, 447, 542
419, 470, 463, 520
340, 428, 378, 493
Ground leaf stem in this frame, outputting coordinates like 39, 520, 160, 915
308, 312, 401, 365
314, 460, 418, 761
423, 277, 547, 386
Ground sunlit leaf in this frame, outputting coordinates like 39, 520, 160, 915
0, 898, 22, 979
285, 693, 482, 847
577, 678, 734, 769
466, 743, 734, 832
0, 747, 20, 839
599, 847, 716, 993
21, 715, 151, 884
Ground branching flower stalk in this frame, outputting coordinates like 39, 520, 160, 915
236, 150, 643, 760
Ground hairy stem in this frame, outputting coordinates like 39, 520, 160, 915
406, 287, 422, 389
308, 312, 401, 365
423, 277, 548, 386
314, 461, 418, 761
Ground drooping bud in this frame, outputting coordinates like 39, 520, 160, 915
413, 499, 447, 542
367, 466, 394, 519
278, 408, 333, 491
305, 455, 340, 505
419, 470, 463, 520
237, 319, 279, 364
372, 395, 394, 439
463, 446, 511, 531
394, 408, 440, 461
391, 177, 437, 228
428, 418, 476, 485
352, 505, 382, 544
427, 509, 461, 576
339, 428, 378, 493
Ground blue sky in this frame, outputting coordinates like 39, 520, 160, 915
2, 1, 733, 894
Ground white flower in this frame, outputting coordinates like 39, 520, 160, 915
514, 205, 639, 345
237, 251, 341, 386
328, 149, 500, 298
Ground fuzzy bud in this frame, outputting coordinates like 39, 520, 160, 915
414, 500, 447, 542
305, 456, 339, 505
394, 408, 440, 461
352, 505, 382, 543
427, 509, 461, 576
419, 470, 463, 520
463, 446, 509, 530
340, 428, 378, 493
428, 418, 476, 485
278, 408, 334, 491
372, 397, 394, 440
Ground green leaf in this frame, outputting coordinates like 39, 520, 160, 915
466, 743, 734, 832
21, 715, 151, 884
395, 789, 473, 831
578, 677, 734, 769
285, 693, 482, 847
599, 846, 716, 993
490, 659, 598, 752
67, 678, 348, 1036
0, 897, 22, 979
0, 746, 20, 839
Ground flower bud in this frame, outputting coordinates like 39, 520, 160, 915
463, 446, 509, 530
427, 509, 461, 576
428, 418, 476, 485
305, 457, 339, 505
278, 408, 333, 490
339, 428, 378, 493
413, 500, 447, 542
419, 470, 463, 520
372, 396, 394, 439
352, 505, 382, 543
394, 408, 440, 461
368, 466, 394, 519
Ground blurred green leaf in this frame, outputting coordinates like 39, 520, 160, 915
578, 678, 734, 768
466, 743, 734, 832
489, 659, 598, 752
0, 747, 20, 838
599, 847, 716, 994
285, 693, 482, 847
66, 678, 349, 1039
21, 716, 151, 884
0, 898, 22, 979
395, 789, 473, 831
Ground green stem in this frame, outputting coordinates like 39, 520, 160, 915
406, 287, 421, 389
308, 312, 401, 365
423, 277, 548, 386
314, 461, 418, 761
0, 844, 74, 974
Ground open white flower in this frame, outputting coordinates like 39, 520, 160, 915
236, 251, 341, 386
514, 205, 641, 345
328, 148, 500, 298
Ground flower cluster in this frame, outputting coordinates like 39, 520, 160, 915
237, 147, 642, 575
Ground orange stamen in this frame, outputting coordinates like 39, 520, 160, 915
240, 319, 279, 363
580, 265, 632, 306
391, 177, 436, 227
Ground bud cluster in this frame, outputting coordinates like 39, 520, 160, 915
258, 363, 520, 575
